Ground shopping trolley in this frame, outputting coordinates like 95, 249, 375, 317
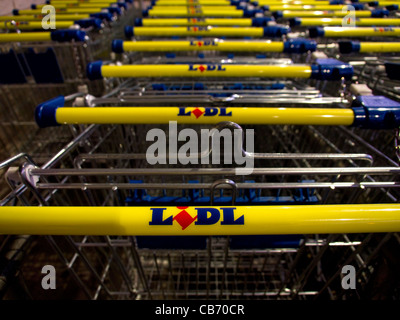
1, 0, 400, 301
0, 0, 137, 193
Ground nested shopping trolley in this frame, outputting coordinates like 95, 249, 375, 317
2, 63, 400, 299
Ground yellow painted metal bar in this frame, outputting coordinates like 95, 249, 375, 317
1, 205, 399, 235
147, 8, 245, 17
0, 32, 52, 42
279, 10, 373, 18
129, 26, 265, 37
54, 107, 355, 126
321, 27, 400, 37
99, 64, 312, 78
359, 42, 400, 52
15, 8, 108, 15
0, 21, 75, 30
0, 14, 89, 21
298, 18, 400, 26
140, 18, 254, 26
121, 40, 284, 52
266, 5, 355, 11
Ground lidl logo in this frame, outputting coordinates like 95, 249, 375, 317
149, 207, 244, 230
178, 107, 232, 119
188, 64, 226, 72
187, 6, 203, 14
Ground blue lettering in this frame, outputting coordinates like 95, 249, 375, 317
219, 108, 232, 116
188, 64, 198, 71
207, 64, 216, 71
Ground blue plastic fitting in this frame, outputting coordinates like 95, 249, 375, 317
50, 29, 87, 42
310, 59, 353, 81
338, 41, 360, 54
46, 0, 51, 4
263, 25, 290, 37
90, 13, 113, 21
31, 4, 37, 9
35, 96, 64, 128
329, 0, 344, 4
111, 39, 124, 53
368, 1, 379, 6
251, 17, 274, 26
352, 96, 400, 129
12, 9, 19, 15
308, 27, 325, 38
124, 26, 134, 38
262, 5, 269, 10
116, 3, 128, 9
283, 39, 317, 54
134, 18, 143, 26
74, 18, 103, 30
86, 61, 104, 80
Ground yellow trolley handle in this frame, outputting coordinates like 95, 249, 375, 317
339, 41, 400, 53
14, 8, 113, 15
275, 10, 377, 18
36, 106, 355, 127
1, 205, 400, 235
153, 0, 233, 5
145, 7, 250, 17
263, 4, 357, 11
48, 0, 123, 2
293, 17, 400, 27
111, 39, 317, 53
34, 2, 119, 8
123, 26, 290, 38
0, 21, 77, 30
309, 26, 400, 37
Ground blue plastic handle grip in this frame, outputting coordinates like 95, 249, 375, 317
35, 96, 64, 128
